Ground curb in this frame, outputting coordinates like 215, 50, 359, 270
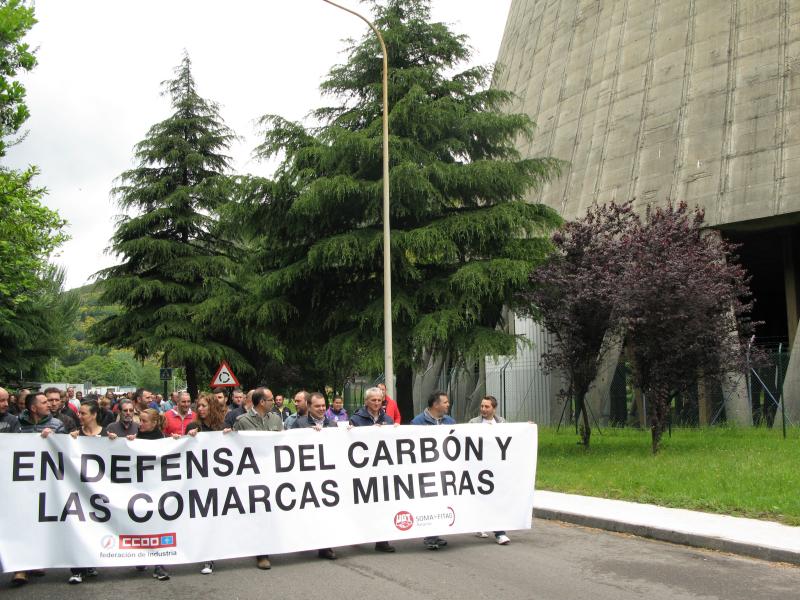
534, 507, 800, 566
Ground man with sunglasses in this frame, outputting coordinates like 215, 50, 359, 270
107, 399, 139, 438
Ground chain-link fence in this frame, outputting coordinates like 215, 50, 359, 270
343, 336, 792, 429
570, 342, 791, 429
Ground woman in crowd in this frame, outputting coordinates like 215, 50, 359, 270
69, 399, 106, 440
185, 393, 226, 435
136, 408, 167, 441
324, 395, 349, 424
67, 400, 106, 583
131, 408, 171, 580
185, 393, 227, 574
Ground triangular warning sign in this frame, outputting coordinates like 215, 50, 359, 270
210, 361, 240, 387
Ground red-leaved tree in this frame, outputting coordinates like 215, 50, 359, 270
524, 201, 756, 452
618, 202, 756, 453
520, 203, 637, 447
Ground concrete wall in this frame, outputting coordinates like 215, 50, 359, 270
495, 0, 800, 225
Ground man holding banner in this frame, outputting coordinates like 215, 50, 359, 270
287, 392, 338, 560
350, 387, 396, 553
233, 387, 283, 570
9, 391, 66, 587
411, 390, 456, 551
469, 395, 511, 545
284, 390, 309, 429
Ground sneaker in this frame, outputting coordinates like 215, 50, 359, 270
475, 532, 490, 538
10, 572, 28, 587
434, 537, 448, 547
256, 555, 271, 570
496, 534, 511, 545
317, 548, 337, 560
201, 562, 214, 575
374, 541, 396, 553
85, 568, 98, 577
424, 538, 439, 550
153, 566, 170, 581
68, 573, 83, 584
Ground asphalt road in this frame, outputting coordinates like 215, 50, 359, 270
6, 519, 799, 599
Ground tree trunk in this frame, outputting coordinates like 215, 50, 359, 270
650, 384, 670, 454
697, 372, 712, 426
396, 364, 414, 422
186, 363, 198, 400
585, 337, 623, 426
575, 389, 591, 447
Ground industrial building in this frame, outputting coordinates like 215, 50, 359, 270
485, 0, 800, 425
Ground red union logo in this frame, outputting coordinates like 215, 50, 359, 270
119, 533, 177, 549
394, 511, 414, 531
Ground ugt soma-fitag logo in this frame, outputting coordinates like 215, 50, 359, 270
118, 533, 177, 549
394, 507, 455, 531
394, 511, 414, 531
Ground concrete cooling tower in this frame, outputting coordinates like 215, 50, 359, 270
490, 0, 800, 424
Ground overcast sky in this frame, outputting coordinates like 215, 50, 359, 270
7, 0, 513, 290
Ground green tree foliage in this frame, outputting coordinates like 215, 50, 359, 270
0, 1, 73, 382
90, 54, 248, 398
57, 282, 121, 367
44, 283, 164, 390
0, 167, 67, 304
0, 0, 36, 157
235, 0, 562, 398
0, 266, 78, 381
46, 349, 162, 389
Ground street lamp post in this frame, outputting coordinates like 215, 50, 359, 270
322, 0, 394, 398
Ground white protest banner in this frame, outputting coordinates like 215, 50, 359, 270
0, 423, 537, 571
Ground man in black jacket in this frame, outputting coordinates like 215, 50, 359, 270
287, 392, 337, 559
12, 390, 65, 586
18, 391, 65, 434
44, 387, 77, 433
350, 387, 395, 427
289, 392, 332, 430
0, 387, 18, 433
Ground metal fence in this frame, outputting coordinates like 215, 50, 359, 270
576, 342, 792, 429
344, 329, 792, 429
484, 316, 554, 424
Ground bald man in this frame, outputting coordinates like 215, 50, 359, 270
0, 387, 19, 433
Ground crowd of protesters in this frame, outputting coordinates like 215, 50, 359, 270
0, 382, 511, 587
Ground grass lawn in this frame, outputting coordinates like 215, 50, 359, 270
535, 426, 800, 526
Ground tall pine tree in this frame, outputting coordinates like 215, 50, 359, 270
235, 0, 562, 409
90, 54, 247, 397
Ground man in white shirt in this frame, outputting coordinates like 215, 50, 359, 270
468, 395, 510, 545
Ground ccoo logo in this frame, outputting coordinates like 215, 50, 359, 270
119, 533, 177, 549
394, 511, 414, 531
